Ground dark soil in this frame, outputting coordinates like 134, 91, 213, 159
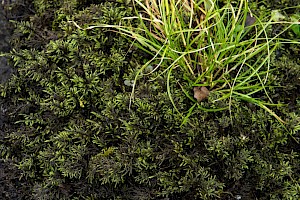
0, 3, 12, 83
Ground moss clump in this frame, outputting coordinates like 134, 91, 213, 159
0, 0, 299, 199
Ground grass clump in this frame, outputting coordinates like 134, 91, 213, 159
76, 0, 299, 124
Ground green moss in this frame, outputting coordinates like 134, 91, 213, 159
0, 0, 299, 199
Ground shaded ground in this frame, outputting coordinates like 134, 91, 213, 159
0, 3, 20, 200
0, 2, 13, 132
0, 4, 12, 83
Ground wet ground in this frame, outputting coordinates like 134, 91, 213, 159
0, 3, 12, 83
0, 4, 16, 199
0, 2, 13, 133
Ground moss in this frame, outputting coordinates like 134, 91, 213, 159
0, 0, 299, 199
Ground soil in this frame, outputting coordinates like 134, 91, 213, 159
0, 3, 19, 200
0, 3, 12, 83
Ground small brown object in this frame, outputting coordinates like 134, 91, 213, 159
193, 86, 210, 102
